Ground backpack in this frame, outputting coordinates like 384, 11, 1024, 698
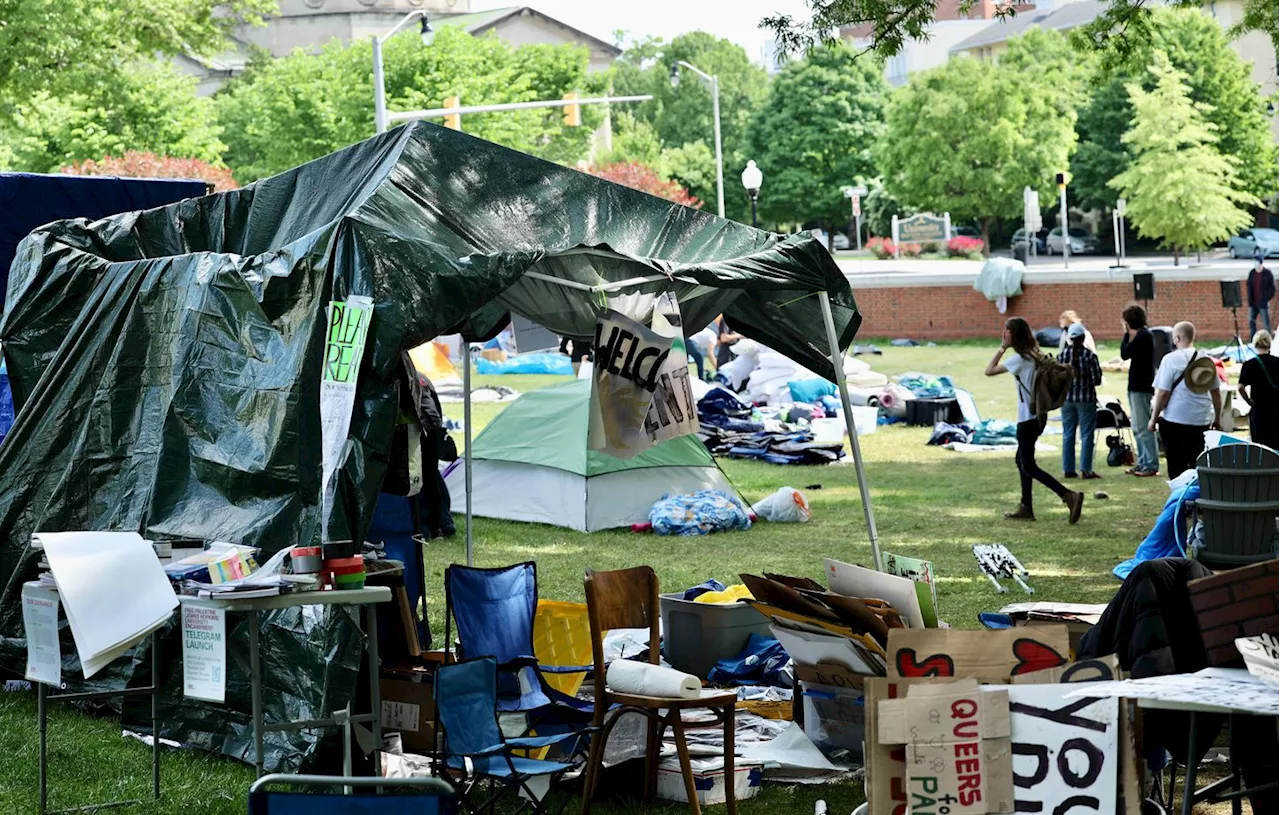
1015, 353, 1075, 416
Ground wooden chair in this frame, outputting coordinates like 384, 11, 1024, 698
578, 566, 737, 815
1191, 443, 1279, 569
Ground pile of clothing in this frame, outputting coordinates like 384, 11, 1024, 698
926, 418, 1019, 448
718, 340, 887, 406
649, 490, 752, 536
697, 385, 846, 465
896, 372, 955, 399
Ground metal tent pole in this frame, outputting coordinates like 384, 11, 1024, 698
463, 341, 473, 566
818, 291, 883, 571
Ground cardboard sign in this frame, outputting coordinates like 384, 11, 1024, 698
22, 582, 61, 687
320, 295, 372, 531
642, 293, 699, 447
883, 552, 939, 628
181, 604, 226, 703
985, 685, 1119, 815
588, 310, 671, 458
878, 680, 1013, 814
1236, 633, 1279, 685
887, 628, 1069, 681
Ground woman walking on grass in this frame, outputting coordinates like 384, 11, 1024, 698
985, 317, 1085, 524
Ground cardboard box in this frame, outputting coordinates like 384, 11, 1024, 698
480, 348, 507, 362
380, 673, 435, 755
886, 626, 1070, 679
878, 679, 1013, 815
656, 756, 763, 806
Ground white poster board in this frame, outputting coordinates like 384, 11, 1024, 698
320, 295, 373, 532
588, 311, 669, 459
643, 293, 699, 447
22, 582, 61, 687
987, 685, 1119, 815
182, 604, 227, 703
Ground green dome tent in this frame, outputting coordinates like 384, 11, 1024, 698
444, 379, 742, 532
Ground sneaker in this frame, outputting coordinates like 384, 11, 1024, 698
1004, 504, 1036, 521
1063, 491, 1084, 524
1063, 471, 1079, 479
1124, 466, 1141, 475
1081, 471, 1102, 480
1133, 469, 1159, 478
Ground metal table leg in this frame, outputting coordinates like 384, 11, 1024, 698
39, 679, 48, 815
249, 610, 265, 777
1182, 712, 1198, 815
367, 602, 382, 776
151, 631, 160, 800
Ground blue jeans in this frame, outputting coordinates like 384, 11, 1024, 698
1060, 401, 1097, 474
1127, 391, 1159, 473
1249, 305, 1272, 336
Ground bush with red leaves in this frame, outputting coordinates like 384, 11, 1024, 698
866, 236, 896, 259
584, 161, 701, 209
61, 152, 238, 192
947, 235, 985, 257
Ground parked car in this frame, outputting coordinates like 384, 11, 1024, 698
1010, 228, 1047, 254
1045, 227, 1100, 255
1226, 227, 1279, 259
953, 225, 981, 240
809, 228, 851, 251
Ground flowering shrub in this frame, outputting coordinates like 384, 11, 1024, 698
898, 242, 923, 258
866, 236, 896, 259
61, 152, 238, 192
947, 236, 985, 258
585, 161, 702, 208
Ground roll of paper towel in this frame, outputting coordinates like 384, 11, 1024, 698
606, 660, 701, 699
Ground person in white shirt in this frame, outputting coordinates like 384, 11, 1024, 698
1148, 321, 1223, 478
985, 317, 1084, 523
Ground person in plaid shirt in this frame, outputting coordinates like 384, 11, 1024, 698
1058, 322, 1104, 479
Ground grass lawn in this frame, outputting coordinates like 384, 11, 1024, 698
0, 339, 1180, 814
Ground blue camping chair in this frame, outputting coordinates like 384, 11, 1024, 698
435, 657, 592, 815
248, 773, 456, 815
442, 563, 593, 724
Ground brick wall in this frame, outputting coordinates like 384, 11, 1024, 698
1188, 560, 1279, 667
852, 279, 1280, 342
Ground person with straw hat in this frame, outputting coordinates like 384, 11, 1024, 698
1148, 321, 1223, 477
1238, 329, 1277, 450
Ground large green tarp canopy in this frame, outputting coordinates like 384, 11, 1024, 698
0, 121, 859, 769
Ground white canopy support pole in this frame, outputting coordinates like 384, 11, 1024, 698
462, 342, 474, 566
818, 291, 883, 571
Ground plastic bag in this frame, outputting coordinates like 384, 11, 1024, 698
751, 487, 812, 523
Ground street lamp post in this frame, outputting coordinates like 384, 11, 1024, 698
670, 61, 724, 218
741, 161, 762, 227
373, 11, 435, 134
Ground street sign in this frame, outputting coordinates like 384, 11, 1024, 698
1024, 188, 1042, 232
1116, 198, 1126, 215
851, 195, 861, 217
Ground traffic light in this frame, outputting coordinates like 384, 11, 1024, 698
1055, 171, 1068, 189
443, 96, 461, 131
562, 92, 581, 127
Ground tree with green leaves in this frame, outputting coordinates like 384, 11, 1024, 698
0, 0, 273, 102
877, 40, 1079, 251
760, 0, 1277, 62
743, 41, 885, 245
610, 32, 769, 221
1073, 7, 1277, 212
216, 25, 604, 183
1, 60, 225, 173
1110, 53, 1259, 261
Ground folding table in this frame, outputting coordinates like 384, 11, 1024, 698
178, 587, 392, 777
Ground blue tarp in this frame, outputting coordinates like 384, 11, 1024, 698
0, 173, 207, 309
1113, 482, 1199, 581
0, 360, 11, 446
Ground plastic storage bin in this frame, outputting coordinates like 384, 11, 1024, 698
905, 397, 960, 427
800, 680, 865, 763
659, 593, 772, 680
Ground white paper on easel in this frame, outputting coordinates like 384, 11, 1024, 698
182, 604, 226, 703
823, 558, 926, 629
22, 582, 61, 687
35, 531, 178, 678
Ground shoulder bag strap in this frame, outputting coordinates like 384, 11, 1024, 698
1169, 351, 1197, 393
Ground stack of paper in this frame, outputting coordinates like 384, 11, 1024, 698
33, 531, 178, 678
